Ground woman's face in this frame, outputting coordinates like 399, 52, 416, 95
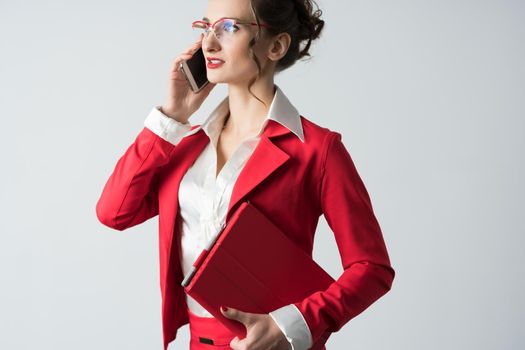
200, 0, 273, 85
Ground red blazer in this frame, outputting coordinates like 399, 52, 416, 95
96, 115, 395, 350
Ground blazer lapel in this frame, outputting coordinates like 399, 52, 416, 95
162, 120, 293, 279
226, 119, 292, 223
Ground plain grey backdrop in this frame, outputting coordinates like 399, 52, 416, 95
1, 0, 523, 349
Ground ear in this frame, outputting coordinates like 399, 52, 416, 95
266, 32, 292, 62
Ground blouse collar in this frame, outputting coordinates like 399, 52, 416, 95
183, 84, 305, 144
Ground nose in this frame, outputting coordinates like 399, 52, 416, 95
202, 30, 221, 53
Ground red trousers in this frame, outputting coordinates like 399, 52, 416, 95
188, 307, 238, 349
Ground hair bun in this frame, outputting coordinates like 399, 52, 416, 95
293, 0, 325, 59
247, 0, 326, 73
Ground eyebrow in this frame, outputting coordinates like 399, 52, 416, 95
202, 16, 244, 22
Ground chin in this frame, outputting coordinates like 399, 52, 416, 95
206, 76, 223, 84
206, 69, 224, 83
206, 72, 234, 85
206, 69, 254, 85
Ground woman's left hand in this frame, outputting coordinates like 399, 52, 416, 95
220, 306, 291, 350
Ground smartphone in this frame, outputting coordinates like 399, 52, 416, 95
180, 47, 209, 93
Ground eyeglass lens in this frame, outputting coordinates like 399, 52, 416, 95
192, 19, 237, 42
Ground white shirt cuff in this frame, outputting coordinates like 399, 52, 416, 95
269, 304, 312, 350
144, 106, 193, 146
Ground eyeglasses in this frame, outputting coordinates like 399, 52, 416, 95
191, 17, 272, 43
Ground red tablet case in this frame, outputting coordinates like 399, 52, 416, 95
182, 200, 335, 349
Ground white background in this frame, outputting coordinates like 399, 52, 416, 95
1, 0, 523, 349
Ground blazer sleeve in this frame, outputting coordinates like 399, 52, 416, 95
293, 131, 396, 344
95, 106, 192, 230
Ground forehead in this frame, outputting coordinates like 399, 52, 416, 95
203, 0, 253, 22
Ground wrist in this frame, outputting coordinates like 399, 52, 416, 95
159, 105, 189, 124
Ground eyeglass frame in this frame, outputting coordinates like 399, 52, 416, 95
191, 17, 272, 40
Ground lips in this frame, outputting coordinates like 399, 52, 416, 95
207, 57, 224, 64
207, 57, 225, 69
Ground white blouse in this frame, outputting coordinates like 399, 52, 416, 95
144, 84, 312, 350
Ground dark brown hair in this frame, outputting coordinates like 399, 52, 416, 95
246, 0, 325, 106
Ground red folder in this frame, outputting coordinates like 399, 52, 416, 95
181, 200, 335, 349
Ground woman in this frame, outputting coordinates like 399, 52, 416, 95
96, 0, 395, 349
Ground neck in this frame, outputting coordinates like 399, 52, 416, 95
224, 76, 276, 136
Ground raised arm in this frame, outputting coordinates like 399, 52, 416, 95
96, 32, 217, 231
95, 106, 193, 230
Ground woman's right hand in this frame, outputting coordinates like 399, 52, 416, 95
161, 33, 216, 123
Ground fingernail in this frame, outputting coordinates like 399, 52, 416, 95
221, 306, 228, 312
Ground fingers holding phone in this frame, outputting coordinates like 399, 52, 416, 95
162, 34, 216, 123
179, 38, 210, 94
170, 35, 203, 79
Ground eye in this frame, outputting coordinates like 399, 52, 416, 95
220, 20, 239, 33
